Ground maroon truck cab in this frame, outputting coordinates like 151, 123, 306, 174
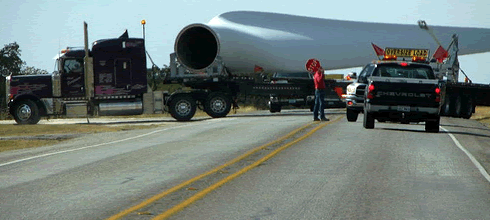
7, 36, 148, 124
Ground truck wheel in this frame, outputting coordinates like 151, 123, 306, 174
346, 108, 358, 122
444, 94, 460, 117
13, 99, 41, 124
169, 95, 196, 121
363, 109, 375, 129
461, 96, 473, 119
454, 95, 462, 117
425, 117, 440, 133
204, 92, 232, 118
270, 104, 281, 113
442, 94, 453, 116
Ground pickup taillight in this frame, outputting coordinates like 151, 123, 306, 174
435, 87, 441, 102
367, 84, 375, 99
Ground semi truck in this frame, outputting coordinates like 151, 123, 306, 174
4, 21, 348, 124
6, 23, 147, 124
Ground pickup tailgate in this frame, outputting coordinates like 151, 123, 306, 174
368, 77, 440, 108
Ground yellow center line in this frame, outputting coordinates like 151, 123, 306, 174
152, 117, 341, 220
107, 120, 319, 220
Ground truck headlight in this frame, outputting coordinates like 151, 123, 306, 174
346, 84, 356, 94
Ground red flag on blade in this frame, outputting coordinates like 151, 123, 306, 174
433, 46, 448, 63
371, 43, 385, 56
254, 65, 264, 73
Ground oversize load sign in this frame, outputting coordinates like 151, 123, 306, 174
306, 58, 321, 72
385, 48, 429, 58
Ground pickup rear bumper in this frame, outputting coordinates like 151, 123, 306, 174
365, 103, 439, 115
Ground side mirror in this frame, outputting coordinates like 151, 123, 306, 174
350, 72, 357, 79
435, 73, 444, 80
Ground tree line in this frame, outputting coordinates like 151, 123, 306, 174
1, 42, 49, 119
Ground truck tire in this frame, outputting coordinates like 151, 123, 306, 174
454, 95, 462, 117
270, 104, 281, 113
204, 92, 232, 118
168, 95, 196, 121
363, 109, 375, 129
425, 117, 440, 133
443, 94, 460, 117
13, 99, 41, 124
461, 95, 473, 119
346, 108, 358, 122
442, 94, 453, 116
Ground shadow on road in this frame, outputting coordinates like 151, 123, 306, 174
229, 109, 345, 118
380, 127, 490, 139
439, 123, 490, 132
74, 118, 211, 125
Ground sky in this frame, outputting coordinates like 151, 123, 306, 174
1, 0, 490, 83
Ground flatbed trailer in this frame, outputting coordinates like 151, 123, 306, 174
440, 81, 490, 118
160, 53, 349, 120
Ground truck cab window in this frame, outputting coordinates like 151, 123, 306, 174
358, 64, 375, 83
63, 59, 84, 74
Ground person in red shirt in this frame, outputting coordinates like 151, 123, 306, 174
312, 67, 329, 121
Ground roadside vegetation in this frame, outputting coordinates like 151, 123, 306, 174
471, 106, 490, 126
0, 124, 161, 153
0, 106, 259, 153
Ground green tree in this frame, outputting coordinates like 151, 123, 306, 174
147, 64, 171, 91
0, 42, 25, 76
20, 66, 49, 75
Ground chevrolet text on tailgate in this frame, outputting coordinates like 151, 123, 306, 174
345, 46, 442, 132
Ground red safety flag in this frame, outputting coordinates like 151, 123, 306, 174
254, 65, 264, 73
433, 45, 448, 63
371, 43, 385, 56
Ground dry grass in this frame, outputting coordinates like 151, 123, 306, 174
471, 106, 490, 127
0, 106, 260, 152
0, 140, 64, 153
0, 124, 159, 137
0, 124, 161, 153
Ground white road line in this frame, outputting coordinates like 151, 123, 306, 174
441, 126, 490, 183
0, 119, 232, 168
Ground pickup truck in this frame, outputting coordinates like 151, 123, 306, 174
347, 61, 441, 132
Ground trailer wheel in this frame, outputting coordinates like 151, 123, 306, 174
204, 92, 232, 118
346, 108, 358, 122
363, 109, 375, 129
169, 95, 196, 121
13, 99, 41, 124
461, 95, 473, 119
425, 117, 440, 133
454, 95, 462, 117
442, 94, 453, 116
269, 104, 281, 113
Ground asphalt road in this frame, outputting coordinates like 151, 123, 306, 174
1, 109, 490, 219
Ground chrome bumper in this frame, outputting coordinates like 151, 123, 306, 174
341, 94, 364, 108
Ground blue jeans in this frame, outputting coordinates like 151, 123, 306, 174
313, 89, 325, 119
